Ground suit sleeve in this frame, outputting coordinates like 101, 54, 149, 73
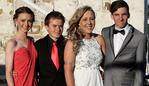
101, 28, 105, 36
134, 35, 147, 86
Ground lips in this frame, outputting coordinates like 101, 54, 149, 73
86, 26, 93, 29
56, 32, 61, 35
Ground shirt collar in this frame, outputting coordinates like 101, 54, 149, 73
115, 24, 130, 35
48, 35, 64, 45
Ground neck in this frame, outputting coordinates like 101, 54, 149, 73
83, 33, 92, 39
15, 32, 28, 42
115, 23, 128, 30
49, 35, 58, 42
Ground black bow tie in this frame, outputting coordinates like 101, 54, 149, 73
113, 29, 125, 35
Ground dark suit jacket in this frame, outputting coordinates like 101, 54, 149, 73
35, 35, 66, 86
102, 24, 147, 86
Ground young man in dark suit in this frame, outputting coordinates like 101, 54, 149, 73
101, 0, 147, 86
35, 11, 66, 86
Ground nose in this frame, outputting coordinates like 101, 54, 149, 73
119, 15, 124, 21
25, 21, 29, 26
56, 26, 62, 31
87, 19, 92, 24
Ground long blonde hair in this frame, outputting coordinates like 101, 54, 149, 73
67, 6, 95, 55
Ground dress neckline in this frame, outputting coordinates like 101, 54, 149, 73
14, 39, 30, 52
83, 36, 94, 41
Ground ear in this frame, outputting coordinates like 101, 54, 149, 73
14, 19, 18, 24
111, 14, 114, 20
14, 19, 18, 27
45, 25, 49, 30
128, 13, 130, 18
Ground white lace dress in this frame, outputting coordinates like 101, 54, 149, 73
74, 36, 103, 86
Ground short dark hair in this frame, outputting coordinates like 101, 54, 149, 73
110, 0, 130, 17
44, 11, 65, 26
13, 6, 35, 22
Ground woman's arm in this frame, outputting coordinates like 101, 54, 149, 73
96, 35, 106, 78
5, 39, 16, 86
100, 35, 106, 56
96, 35, 106, 56
64, 40, 75, 86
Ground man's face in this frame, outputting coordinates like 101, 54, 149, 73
46, 18, 63, 41
112, 7, 129, 29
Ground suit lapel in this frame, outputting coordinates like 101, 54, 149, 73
108, 25, 115, 61
114, 25, 134, 60
45, 35, 52, 62
57, 36, 65, 70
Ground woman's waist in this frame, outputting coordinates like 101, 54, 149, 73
74, 66, 99, 70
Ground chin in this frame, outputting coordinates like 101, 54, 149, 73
55, 35, 61, 38
116, 25, 124, 28
87, 30, 92, 33
118, 23, 127, 28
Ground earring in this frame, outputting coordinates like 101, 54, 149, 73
15, 23, 19, 31
29, 27, 32, 32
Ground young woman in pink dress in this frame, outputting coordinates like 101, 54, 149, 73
5, 6, 37, 86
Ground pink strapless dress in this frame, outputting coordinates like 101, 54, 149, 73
13, 40, 37, 86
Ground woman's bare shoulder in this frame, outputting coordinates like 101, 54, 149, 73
94, 34, 105, 45
66, 39, 73, 45
6, 38, 17, 48
95, 34, 104, 41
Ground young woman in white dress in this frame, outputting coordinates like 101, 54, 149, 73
64, 6, 106, 86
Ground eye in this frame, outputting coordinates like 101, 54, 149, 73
21, 19, 26, 22
52, 25, 57, 28
90, 17, 95, 20
82, 18, 87, 21
28, 20, 33, 23
122, 13, 128, 16
113, 14, 119, 17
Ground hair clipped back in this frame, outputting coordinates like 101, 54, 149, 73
13, 6, 35, 22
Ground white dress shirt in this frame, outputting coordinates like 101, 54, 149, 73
113, 24, 130, 56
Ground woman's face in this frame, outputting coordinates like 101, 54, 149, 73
79, 10, 95, 34
15, 13, 33, 33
